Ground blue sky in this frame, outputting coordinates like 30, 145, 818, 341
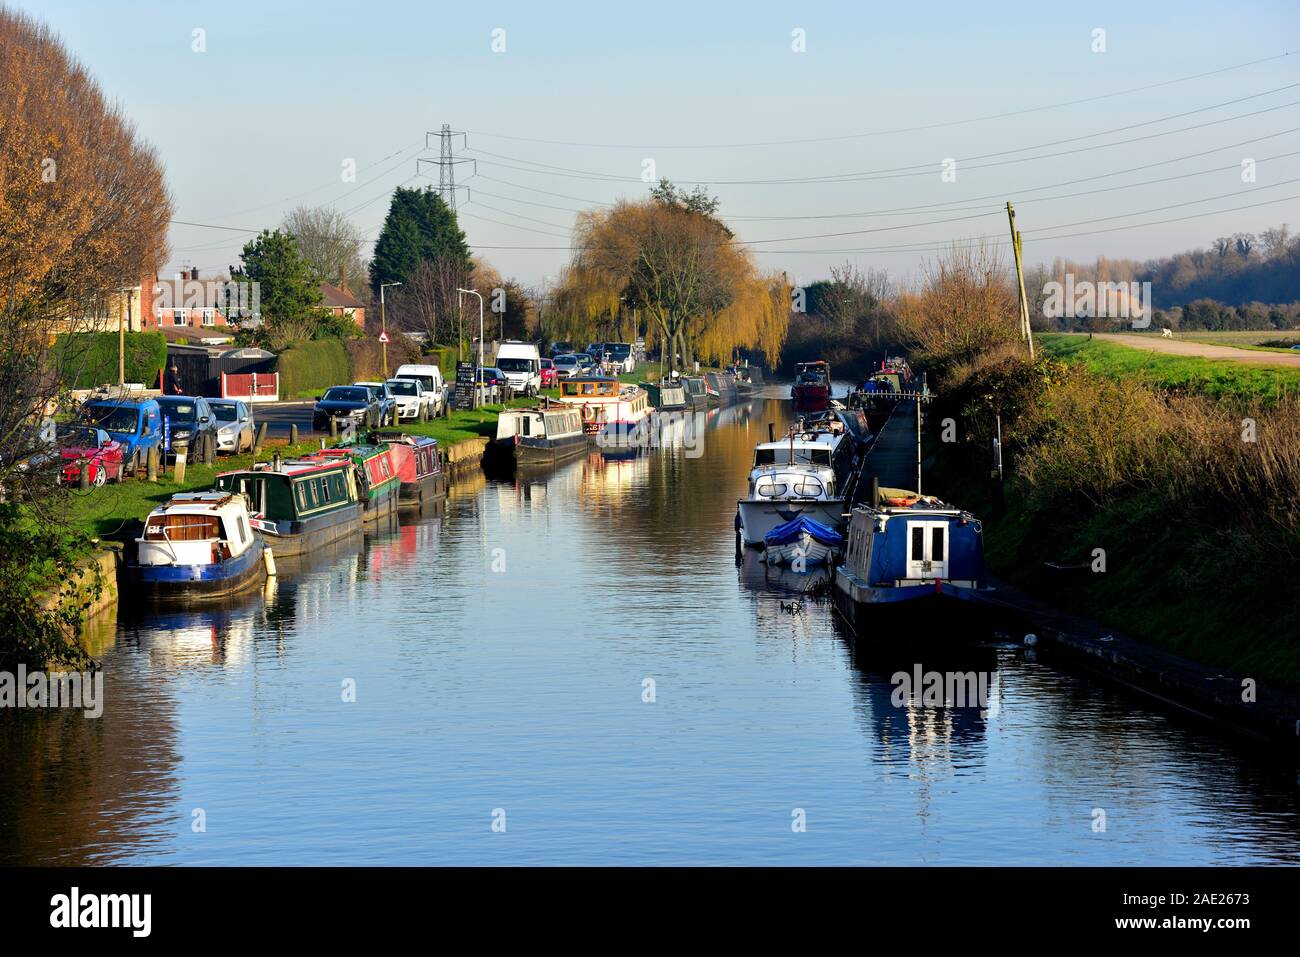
16, 0, 1300, 287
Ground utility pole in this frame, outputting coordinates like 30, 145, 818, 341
380, 282, 401, 377
116, 286, 134, 389
1006, 202, 1035, 360
418, 125, 475, 211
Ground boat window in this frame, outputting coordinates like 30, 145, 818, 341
522, 416, 531, 436
144, 514, 220, 541
236, 516, 248, 544
931, 525, 946, 561
911, 525, 925, 562
755, 482, 787, 497
320, 478, 331, 502
792, 479, 824, 497
296, 483, 309, 511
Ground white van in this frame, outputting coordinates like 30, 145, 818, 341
495, 341, 542, 396
392, 363, 447, 418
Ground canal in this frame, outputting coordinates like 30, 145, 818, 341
3, 388, 1299, 865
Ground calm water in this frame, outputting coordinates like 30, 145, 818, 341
3, 389, 1299, 865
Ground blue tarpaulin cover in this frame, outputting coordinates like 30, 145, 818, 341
764, 516, 845, 548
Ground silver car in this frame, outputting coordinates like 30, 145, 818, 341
210, 399, 254, 453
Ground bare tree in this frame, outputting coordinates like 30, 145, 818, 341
282, 205, 369, 303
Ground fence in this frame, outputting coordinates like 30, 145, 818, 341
221, 371, 280, 403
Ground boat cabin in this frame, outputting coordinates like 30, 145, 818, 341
216, 459, 357, 533
495, 405, 583, 441
136, 492, 257, 568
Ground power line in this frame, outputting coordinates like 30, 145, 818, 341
462, 51, 1297, 150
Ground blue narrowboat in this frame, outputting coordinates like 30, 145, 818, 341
124, 492, 267, 599
833, 487, 991, 631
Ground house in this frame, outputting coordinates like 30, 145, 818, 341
320, 282, 366, 329
149, 268, 251, 330
59, 282, 154, 333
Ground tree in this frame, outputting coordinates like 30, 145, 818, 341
232, 230, 329, 348
370, 187, 472, 296
282, 205, 369, 301
554, 183, 788, 371
0, 7, 170, 668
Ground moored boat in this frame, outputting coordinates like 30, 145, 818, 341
736, 425, 855, 547
303, 444, 401, 522
555, 376, 653, 455
215, 455, 362, 556
833, 487, 991, 630
681, 376, 710, 408
791, 360, 832, 412
124, 491, 268, 598
704, 371, 738, 407
761, 515, 845, 566
645, 375, 688, 411
494, 404, 587, 466
371, 431, 447, 507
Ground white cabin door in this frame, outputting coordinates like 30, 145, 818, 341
905, 521, 949, 579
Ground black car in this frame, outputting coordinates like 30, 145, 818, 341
313, 386, 381, 431
156, 396, 218, 460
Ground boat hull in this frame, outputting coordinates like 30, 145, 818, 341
362, 481, 400, 523
762, 533, 842, 567
737, 498, 846, 547
252, 502, 363, 557
124, 539, 266, 600
513, 431, 589, 466
832, 567, 994, 634
398, 472, 447, 509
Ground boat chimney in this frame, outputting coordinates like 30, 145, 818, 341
768, 423, 775, 443
870, 475, 879, 508
272, 453, 281, 472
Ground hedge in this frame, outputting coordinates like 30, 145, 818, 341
345, 337, 419, 381
50, 331, 167, 390
275, 339, 351, 396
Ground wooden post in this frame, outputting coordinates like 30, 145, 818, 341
147, 445, 158, 482
173, 448, 187, 484
78, 460, 90, 490
330, 416, 338, 440
289, 423, 299, 446
1006, 202, 1035, 360
252, 421, 268, 456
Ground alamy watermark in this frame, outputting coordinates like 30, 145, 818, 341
891, 664, 990, 709
1041, 274, 1152, 329
0, 665, 104, 718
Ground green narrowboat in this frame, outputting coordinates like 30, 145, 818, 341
215, 456, 362, 557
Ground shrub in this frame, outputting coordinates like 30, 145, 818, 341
49, 331, 167, 389
275, 339, 350, 395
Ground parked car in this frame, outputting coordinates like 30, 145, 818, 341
393, 363, 447, 418
385, 378, 426, 421
495, 340, 542, 396
209, 399, 255, 453
476, 367, 512, 402
312, 385, 380, 431
354, 381, 398, 426
539, 357, 558, 389
604, 342, 635, 374
55, 425, 124, 487
157, 396, 219, 460
574, 353, 597, 373
78, 395, 162, 475
552, 354, 582, 379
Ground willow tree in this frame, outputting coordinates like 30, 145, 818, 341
555, 185, 790, 371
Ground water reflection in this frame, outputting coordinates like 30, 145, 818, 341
1, 385, 1297, 865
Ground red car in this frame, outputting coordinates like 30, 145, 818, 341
57, 425, 124, 487
539, 358, 558, 389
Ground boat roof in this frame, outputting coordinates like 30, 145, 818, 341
218, 458, 351, 479
151, 491, 246, 515
756, 430, 844, 451
369, 430, 439, 447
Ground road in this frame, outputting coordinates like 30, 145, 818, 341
1088, 333, 1300, 367
252, 400, 317, 437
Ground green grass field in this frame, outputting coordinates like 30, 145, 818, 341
1038, 333, 1300, 402
1105, 329, 1300, 354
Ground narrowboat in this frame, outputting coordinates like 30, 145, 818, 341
791, 360, 832, 412
762, 515, 846, 567
736, 424, 855, 547
833, 487, 991, 630
124, 491, 267, 598
303, 444, 401, 522
704, 371, 739, 407
644, 375, 689, 412
555, 376, 653, 455
215, 455, 363, 556
680, 376, 710, 408
372, 431, 447, 507
495, 404, 587, 466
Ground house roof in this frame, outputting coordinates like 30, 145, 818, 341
320, 283, 365, 310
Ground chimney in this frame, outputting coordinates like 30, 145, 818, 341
190, 267, 199, 281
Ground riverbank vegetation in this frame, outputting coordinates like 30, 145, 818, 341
895, 246, 1300, 688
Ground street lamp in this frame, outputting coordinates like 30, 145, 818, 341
379, 282, 402, 377
458, 287, 484, 407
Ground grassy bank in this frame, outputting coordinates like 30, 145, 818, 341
925, 342, 1300, 689
1039, 333, 1300, 401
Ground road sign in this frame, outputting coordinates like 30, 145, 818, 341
378, 331, 390, 344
